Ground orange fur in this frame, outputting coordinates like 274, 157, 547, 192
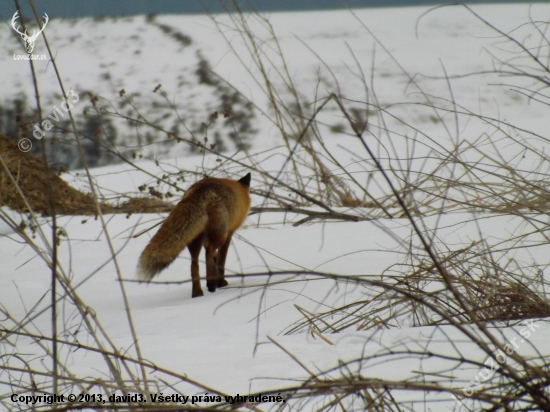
137, 173, 251, 297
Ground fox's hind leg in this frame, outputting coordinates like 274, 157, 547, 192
205, 243, 220, 293
188, 235, 204, 298
214, 232, 233, 288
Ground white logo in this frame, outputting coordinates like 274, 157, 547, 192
11, 10, 49, 54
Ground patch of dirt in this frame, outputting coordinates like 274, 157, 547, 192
0, 135, 173, 216
117, 197, 173, 214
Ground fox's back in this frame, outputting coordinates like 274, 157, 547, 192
181, 177, 250, 233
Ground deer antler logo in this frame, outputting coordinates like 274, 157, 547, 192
11, 10, 49, 54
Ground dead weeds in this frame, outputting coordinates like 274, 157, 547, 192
0, 135, 173, 216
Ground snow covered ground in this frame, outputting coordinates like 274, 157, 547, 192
2, 3, 550, 411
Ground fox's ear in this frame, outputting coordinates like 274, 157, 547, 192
238, 172, 251, 187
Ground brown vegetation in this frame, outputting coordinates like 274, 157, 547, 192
0, 134, 172, 216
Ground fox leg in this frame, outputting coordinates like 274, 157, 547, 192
188, 236, 204, 298
205, 243, 219, 293
215, 232, 233, 288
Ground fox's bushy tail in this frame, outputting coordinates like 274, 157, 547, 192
137, 199, 208, 281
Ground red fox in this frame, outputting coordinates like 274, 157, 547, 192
137, 173, 251, 297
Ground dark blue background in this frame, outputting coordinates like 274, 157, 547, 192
1, 0, 544, 19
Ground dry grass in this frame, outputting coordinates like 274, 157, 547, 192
0, 134, 173, 216
284, 240, 550, 335
0, 134, 101, 215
